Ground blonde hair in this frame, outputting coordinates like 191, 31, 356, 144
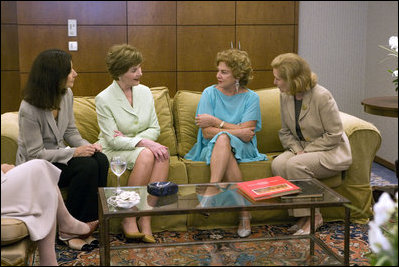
216, 48, 253, 86
106, 44, 143, 80
271, 53, 318, 95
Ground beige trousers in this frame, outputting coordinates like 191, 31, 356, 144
271, 150, 339, 180
271, 150, 340, 217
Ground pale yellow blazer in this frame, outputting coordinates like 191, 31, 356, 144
278, 84, 352, 171
95, 81, 160, 169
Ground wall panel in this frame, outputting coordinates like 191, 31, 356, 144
236, 26, 295, 70
1, 25, 19, 70
177, 26, 235, 71
236, 1, 295, 24
128, 26, 176, 71
177, 72, 217, 92
1, 71, 21, 114
1, 1, 298, 113
17, 1, 126, 25
140, 72, 177, 97
128, 1, 176, 25
177, 1, 235, 25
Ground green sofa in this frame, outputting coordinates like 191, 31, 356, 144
1, 86, 381, 237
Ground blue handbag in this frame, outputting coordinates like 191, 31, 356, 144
147, 182, 178, 196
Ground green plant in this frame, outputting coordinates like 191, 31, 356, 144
379, 36, 398, 92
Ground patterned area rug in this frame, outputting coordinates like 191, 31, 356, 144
31, 222, 371, 266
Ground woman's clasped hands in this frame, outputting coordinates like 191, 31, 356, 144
73, 144, 102, 157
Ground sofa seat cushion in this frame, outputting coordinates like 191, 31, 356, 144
1, 218, 29, 246
1, 238, 35, 266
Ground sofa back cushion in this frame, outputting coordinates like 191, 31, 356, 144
173, 87, 284, 157
73, 87, 177, 156
254, 87, 284, 153
173, 90, 202, 157
150, 87, 177, 156
73, 97, 99, 144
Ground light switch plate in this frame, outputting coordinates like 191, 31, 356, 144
68, 19, 77, 37
68, 41, 78, 51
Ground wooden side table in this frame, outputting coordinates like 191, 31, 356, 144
361, 96, 398, 178
361, 96, 398, 117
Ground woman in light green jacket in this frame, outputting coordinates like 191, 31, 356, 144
95, 44, 169, 243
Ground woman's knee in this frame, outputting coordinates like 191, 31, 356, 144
94, 152, 109, 167
137, 148, 155, 166
215, 134, 231, 149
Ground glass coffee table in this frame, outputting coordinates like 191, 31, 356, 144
98, 178, 351, 266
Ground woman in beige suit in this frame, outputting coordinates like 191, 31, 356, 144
270, 53, 352, 235
96, 44, 169, 243
16, 49, 109, 250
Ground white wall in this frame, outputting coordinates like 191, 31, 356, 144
298, 1, 398, 165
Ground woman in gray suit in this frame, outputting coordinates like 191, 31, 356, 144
270, 53, 352, 235
16, 49, 109, 250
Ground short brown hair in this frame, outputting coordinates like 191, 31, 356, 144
106, 44, 143, 80
271, 53, 317, 95
216, 49, 253, 86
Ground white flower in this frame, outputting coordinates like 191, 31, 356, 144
389, 36, 398, 52
373, 192, 396, 226
369, 221, 392, 253
393, 70, 398, 77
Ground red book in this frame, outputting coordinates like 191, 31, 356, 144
237, 176, 301, 201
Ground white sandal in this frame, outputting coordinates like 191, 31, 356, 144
237, 215, 252, 238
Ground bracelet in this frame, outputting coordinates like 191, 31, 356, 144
219, 121, 225, 128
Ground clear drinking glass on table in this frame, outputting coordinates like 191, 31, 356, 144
110, 156, 127, 195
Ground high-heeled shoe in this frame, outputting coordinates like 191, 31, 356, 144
287, 217, 307, 233
83, 236, 99, 248
142, 234, 156, 243
79, 220, 99, 239
137, 217, 156, 243
58, 235, 93, 251
121, 221, 145, 240
237, 215, 252, 238
293, 215, 323, 235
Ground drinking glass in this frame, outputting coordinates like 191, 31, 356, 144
110, 156, 127, 195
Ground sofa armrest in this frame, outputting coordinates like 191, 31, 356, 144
1, 112, 19, 165
340, 112, 381, 185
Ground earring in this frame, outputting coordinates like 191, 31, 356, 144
235, 80, 240, 93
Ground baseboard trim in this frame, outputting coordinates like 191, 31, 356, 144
374, 156, 395, 171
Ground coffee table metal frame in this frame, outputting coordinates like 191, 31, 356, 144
98, 178, 351, 266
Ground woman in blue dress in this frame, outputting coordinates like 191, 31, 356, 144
185, 48, 267, 237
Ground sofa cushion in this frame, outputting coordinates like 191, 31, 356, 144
1, 218, 29, 246
253, 88, 284, 153
150, 87, 177, 156
73, 97, 99, 144
0, 112, 19, 165
173, 90, 202, 157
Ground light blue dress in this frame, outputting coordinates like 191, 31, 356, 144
185, 85, 267, 165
